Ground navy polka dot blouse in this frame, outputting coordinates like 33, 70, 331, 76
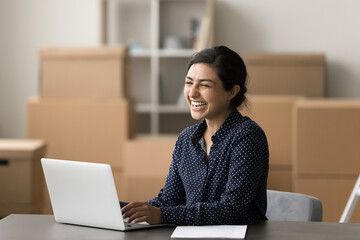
122, 109, 269, 225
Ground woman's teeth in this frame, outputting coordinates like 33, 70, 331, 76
192, 102, 207, 109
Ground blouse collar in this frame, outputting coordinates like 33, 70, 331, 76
191, 109, 243, 146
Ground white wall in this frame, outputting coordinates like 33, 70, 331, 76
215, 0, 360, 99
0, 0, 100, 138
1, 0, 360, 138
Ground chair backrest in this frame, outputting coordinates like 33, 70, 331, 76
266, 190, 323, 221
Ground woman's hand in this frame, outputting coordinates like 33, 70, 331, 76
121, 202, 163, 225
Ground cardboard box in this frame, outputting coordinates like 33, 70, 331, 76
121, 176, 166, 203
294, 176, 360, 222
27, 97, 136, 213
39, 46, 130, 98
27, 97, 135, 168
245, 54, 326, 97
293, 100, 360, 175
123, 135, 176, 176
0, 139, 46, 217
122, 136, 177, 202
240, 95, 304, 166
113, 170, 126, 201
267, 164, 292, 192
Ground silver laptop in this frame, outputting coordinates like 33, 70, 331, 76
41, 158, 166, 231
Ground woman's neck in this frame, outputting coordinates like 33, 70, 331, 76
205, 108, 233, 137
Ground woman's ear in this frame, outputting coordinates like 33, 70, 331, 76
228, 85, 241, 100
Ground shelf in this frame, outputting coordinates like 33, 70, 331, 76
103, 0, 213, 134
105, 0, 151, 48
136, 104, 190, 113
130, 49, 152, 57
158, 104, 190, 113
158, 49, 198, 58
136, 104, 153, 113
130, 48, 197, 58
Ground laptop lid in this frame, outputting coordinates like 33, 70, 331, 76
41, 158, 126, 231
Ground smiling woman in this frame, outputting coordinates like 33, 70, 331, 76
185, 64, 236, 121
121, 46, 269, 226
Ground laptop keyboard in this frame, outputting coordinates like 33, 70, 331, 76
124, 218, 149, 227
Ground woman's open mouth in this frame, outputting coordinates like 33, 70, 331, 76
191, 101, 208, 110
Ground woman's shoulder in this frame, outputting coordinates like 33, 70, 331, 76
234, 114, 267, 138
172, 122, 202, 154
177, 122, 202, 140
229, 115, 269, 158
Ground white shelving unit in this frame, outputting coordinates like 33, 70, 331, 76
102, 0, 214, 134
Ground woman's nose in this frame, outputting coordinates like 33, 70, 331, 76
188, 85, 199, 98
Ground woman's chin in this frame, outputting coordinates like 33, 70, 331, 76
190, 110, 206, 121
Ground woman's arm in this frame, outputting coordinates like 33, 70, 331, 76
146, 158, 186, 207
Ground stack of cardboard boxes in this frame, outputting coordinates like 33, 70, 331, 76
27, 46, 135, 213
245, 54, 326, 96
293, 100, 360, 221
245, 54, 360, 222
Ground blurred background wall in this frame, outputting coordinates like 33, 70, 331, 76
0, 0, 100, 138
1, 0, 360, 138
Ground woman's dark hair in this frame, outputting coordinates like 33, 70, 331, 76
187, 46, 248, 108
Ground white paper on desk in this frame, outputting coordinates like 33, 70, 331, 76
171, 225, 247, 239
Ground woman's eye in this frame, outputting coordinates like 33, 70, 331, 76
185, 81, 193, 85
201, 84, 210, 87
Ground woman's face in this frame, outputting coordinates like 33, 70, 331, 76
184, 63, 236, 122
